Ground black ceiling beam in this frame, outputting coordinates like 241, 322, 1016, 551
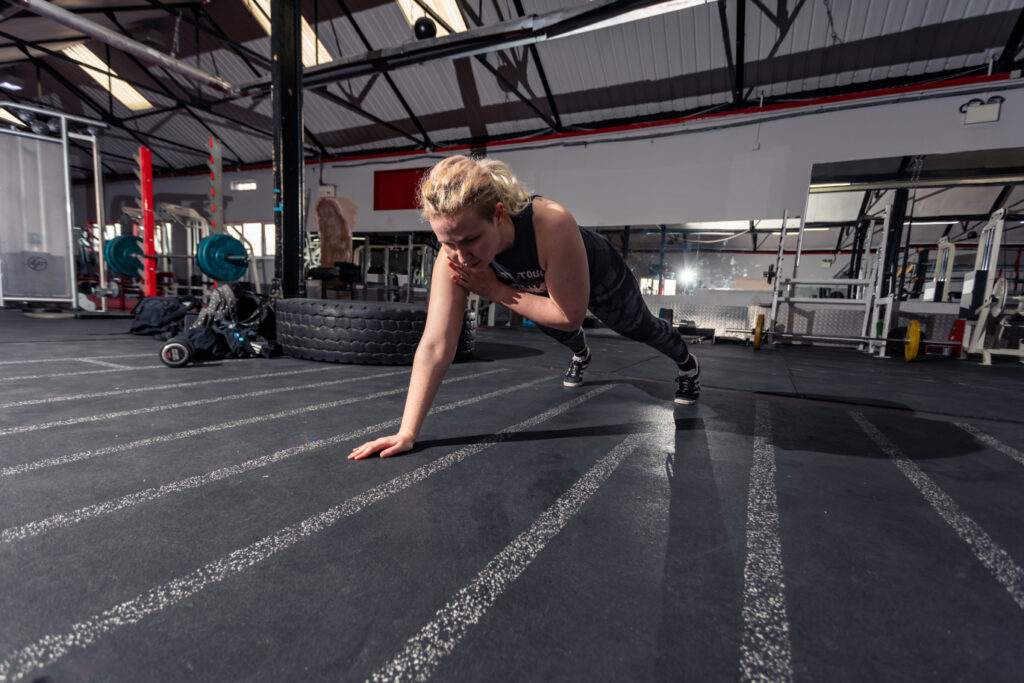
1, 3, 201, 19
102, 8, 246, 165
733, 0, 746, 105
989, 185, 1013, 214
409, 0, 559, 132
716, 0, 735, 95
0, 28, 185, 103
303, 122, 328, 158
196, 4, 266, 76
509, 0, 563, 131
335, 0, 431, 148
760, 0, 809, 61
136, 0, 271, 68
239, 0, 692, 95
312, 84, 425, 148
5, 24, 278, 159
473, 52, 558, 132
20, 48, 183, 171
997, 6, 1024, 69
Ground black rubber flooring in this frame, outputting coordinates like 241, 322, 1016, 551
1, 308, 1023, 682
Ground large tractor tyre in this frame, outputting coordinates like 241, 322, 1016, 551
274, 299, 475, 365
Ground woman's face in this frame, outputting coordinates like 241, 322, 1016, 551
431, 205, 503, 269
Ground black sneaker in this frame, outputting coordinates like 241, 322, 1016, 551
563, 349, 591, 387
675, 355, 700, 404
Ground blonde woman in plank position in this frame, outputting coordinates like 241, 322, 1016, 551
349, 155, 700, 459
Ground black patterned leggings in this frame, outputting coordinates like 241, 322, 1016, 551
535, 228, 689, 363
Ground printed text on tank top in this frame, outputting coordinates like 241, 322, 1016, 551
489, 199, 549, 296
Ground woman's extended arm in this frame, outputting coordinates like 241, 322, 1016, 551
348, 256, 468, 459
448, 199, 589, 331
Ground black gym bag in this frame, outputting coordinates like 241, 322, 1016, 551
158, 286, 278, 367
129, 295, 201, 336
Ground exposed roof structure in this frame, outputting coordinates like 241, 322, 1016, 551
0, 0, 1022, 180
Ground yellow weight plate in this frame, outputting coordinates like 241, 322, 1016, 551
754, 314, 764, 350
905, 319, 921, 362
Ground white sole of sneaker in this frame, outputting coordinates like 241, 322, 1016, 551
563, 381, 584, 387
674, 396, 698, 404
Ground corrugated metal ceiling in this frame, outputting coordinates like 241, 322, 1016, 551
0, 0, 1020, 181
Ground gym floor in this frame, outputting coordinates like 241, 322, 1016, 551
1, 308, 1023, 682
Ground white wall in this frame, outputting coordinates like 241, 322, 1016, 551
78, 80, 1024, 234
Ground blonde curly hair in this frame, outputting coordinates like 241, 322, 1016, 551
418, 155, 532, 222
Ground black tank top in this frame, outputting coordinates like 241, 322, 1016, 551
489, 198, 606, 297
489, 199, 549, 295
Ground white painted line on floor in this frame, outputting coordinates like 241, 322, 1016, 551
955, 423, 1024, 468
0, 353, 151, 366
852, 412, 1024, 610
77, 358, 132, 369
0, 365, 166, 382
0, 368, 502, 479
0, 366, 341, 409
1, 372, 540, 544
371, 431, 647, 683
738, 401, 794, 683
0, 369, 408, 437
0, 384, 615, 683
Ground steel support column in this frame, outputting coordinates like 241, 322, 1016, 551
882, 188, 909, 298
734, 0, 746, 105
658, 224, 667, 294
272, 0, 305, 298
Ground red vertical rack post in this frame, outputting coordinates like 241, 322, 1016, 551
138, 146, 157, 297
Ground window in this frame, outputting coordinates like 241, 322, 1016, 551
263, 223, 276, 256
228, 223, 275, 257
230, 180, 257, 191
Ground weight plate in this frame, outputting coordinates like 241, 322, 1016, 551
753, 314, 764, 350
160, 338, 193, 368
104, 235, 144, 277
905, 320, 921, 362
196, 234, 249, 282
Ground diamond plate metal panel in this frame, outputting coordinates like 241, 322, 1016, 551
773, 304, 868, 339
642, 296, 752, 337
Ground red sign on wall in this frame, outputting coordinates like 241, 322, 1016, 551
373, 167, 430, 211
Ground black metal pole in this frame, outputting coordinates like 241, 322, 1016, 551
733, 0, 745, 105
658, 224, 667, 293
272, 0, 305, 298
882, 189, 909, 298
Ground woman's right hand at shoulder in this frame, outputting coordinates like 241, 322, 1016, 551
348, 432, 415, 460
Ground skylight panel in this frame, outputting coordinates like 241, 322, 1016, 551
395, 0, 467, 37
243, 0, 334, 67
62, 44, 153, 111
0, 108, 25, 127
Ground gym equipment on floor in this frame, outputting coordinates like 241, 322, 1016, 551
103, 233, 250, 283
275, 299, 475, 365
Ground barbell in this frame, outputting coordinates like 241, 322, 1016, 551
751, 314, 956, 361
104, 234, 250, 282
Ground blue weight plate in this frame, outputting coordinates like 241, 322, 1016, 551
104, 235, 144, 277
196, 234, 248, 281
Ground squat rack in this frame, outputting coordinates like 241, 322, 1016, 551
764, 206, 898, 356
0, 102, 107, 309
